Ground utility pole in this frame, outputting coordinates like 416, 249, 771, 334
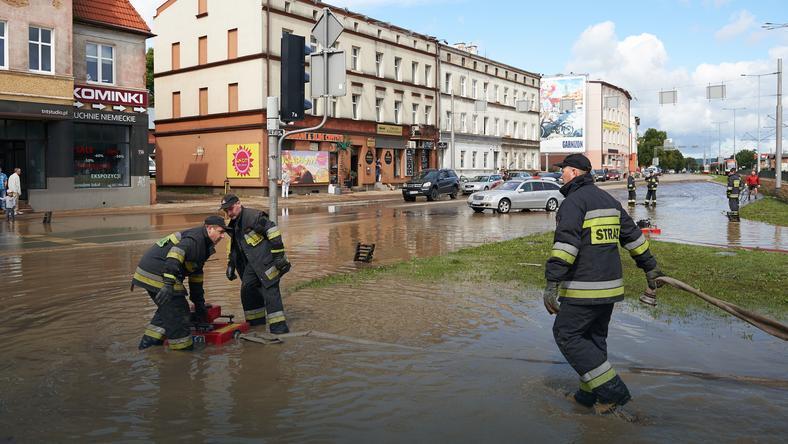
712, 121, 727, 173
722, 107, 746, 169
777, 58, 783, 190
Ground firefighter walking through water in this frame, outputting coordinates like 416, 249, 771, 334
626, 173, 636, 206
726, 168, 742, 221
644, 171, 658, 206
543, 154, 664, 413
132, 216, 228, 351
221, 194, 291, 334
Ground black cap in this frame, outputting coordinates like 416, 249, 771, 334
554, 153, 592, 172
204, 215, 229, 231
219, 194, 239, 210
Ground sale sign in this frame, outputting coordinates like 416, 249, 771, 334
226, 143, 260, 179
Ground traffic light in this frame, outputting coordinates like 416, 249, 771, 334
280, 33, 312, 122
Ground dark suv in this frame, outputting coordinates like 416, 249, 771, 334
403, 168, 460, 202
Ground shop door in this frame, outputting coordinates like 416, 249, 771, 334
0, 140, 27, 200
350, 149, 359, 186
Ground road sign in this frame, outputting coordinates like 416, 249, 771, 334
311, 9, 343, 48
310, 51, 347, 97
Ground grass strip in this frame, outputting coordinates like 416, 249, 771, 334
740, 197, 788, 227
293, 232, 787, 318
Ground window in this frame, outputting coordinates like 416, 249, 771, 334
377, 29, 382, 39
0, 21, 7, 69
424, 65, 432, 87
494, 85, 499, 102
396, 35, 400, 44
28, 26, 53, 73
309, 36, 317, 53
198, 36, 207, 65
375, 52, 383, 77
351, 46, 360, 70
394, 150, 401, 177
228, 83, 238, 112
412, 103, 419, 124
375, 98, 383, 122
198, 0, 208, 15
394, 57, 402, 81
495, 118, 500, 136
503, 87, 508, 104
86, 43, 114, 84
444, 111, 451, 131
284, 1, 291, 13
73, 123, 130, 188
411, 61, 419, 84
483, 152, 488, 168
460, 112, 466, 132
471, 79, 477, 99
172, 91, 181, 118
504, 120, 510, 136
444, 73, 452, 93
394, 100, 402, 123
483, 82, 488, 100
473, 115, 478, 134
352, 94, 360, 120
424, 105, 432, 125
472, 151, 477, 169
227, 29, 238, 59
171, 42, 180, 70
353, 22, 359, 32
460, 151, 465, 168
199, 88, 208, 115
331, 97, 338, 118
483, 117, 489, 135
460, 76, 467, 96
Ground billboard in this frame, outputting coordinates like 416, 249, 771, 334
540, 75, 586, 153
227, 143, 260, 179
282, 151, 330, 184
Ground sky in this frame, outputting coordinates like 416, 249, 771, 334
131, 0, 788, 161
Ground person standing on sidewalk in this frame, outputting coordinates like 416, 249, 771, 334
4, 192, 16, 222
221, 194, 291, 334
543, 153, 663, 414
626, 173, 636, 206
8, 168, 21, 215
0, 167, 7, 212
281, 169, 291, 199
643, 171, 658, 206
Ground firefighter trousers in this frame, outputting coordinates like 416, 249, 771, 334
139, 291, 194, 351
553, 303, 631, 406
239, 264, 289, 333
644, 189, 657, 204
728, 197, 739, 213
627, 190, 636, 204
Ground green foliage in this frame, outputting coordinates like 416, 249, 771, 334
660, 149, 685, 171
740, 197, 788, 226
735, 149, 757, 169
146, 48, 154, 106
685, 157, 699, 171
637, 128, 667, 167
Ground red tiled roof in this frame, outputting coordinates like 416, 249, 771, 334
73, 0, 153, 36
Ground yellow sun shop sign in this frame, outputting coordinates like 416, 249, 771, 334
227, 143, 260, 178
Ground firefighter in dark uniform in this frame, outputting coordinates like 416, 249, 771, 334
543, 154, 664, 412
626, 173, 636, 206
221, 194, 291, 334
133, 216, 228, 350
644, 171, 658, 206
726, 168, 741, 221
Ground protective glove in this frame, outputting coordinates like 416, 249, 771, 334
192, 302, 208, 323
274, 255, 291, 274
226, 263, 237, 281
543, 281, 561, 315
154, 283, 174, 306
646, 267, 665, 290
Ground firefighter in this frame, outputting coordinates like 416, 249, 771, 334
726, 168, 742, 221
221, 194, 291, 334
626, 173, 636, 206
133, 216, 228, 351
543, 154, 663, 413
644, 171, 659, 206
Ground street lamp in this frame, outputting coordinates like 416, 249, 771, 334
740, 72, 778, 172
722, 107, 746, 169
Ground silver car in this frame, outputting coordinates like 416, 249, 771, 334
467, 179, 564, 214
462, 174, 503, 194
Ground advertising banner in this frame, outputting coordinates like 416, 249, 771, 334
227, 143, 260, 179
282, 151, 329, 184
540, 76, 586, 153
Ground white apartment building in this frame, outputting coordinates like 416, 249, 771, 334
153, 0, 442, 191
439, 43, 541, 177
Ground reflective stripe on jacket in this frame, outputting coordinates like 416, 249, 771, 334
646, 176, 658, 190
229, 207, 286, 288
546, 173, 657, 305
627, 176, 636, 191
727, 174, 741, 199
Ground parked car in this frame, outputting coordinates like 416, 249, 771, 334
402, 168, 460, 202
535, 171, 562, 183
509, 171, 532, 180
605, 169, 621, 181
467, 179, 564, 214
462, 174, 504, 194
592, 169, 607, 182
148, 156, 156, 177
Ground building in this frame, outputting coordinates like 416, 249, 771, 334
540, 76, 636, 172
439, 43, 541, 177
153, 0, 443, 194
0, 0, 152, 210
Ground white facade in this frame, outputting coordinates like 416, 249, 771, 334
586, 80, 633, 171
439, 43, 540, 177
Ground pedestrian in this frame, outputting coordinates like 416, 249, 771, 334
0, 167, 7, 212
626, 172, 636, 206
4, 191, 16, 222
726, 168, 742, 220
8, 168, 21, 215
221, 194, 291, 334
281, 169, 291, 199
375, 159, 382, 183
543, 153, 664, 414
132, 216, 228, 350
744, 169, 760, 199
644, 171, 658, 206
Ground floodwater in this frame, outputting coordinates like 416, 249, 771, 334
0, 182, 786, 441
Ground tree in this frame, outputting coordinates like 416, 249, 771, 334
637, 128, 667, 167
660, 149, 684, 171
735, 149, 756, 170
685, 157, 699, 171
146, 48, 154, 106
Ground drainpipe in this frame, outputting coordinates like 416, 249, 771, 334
435, 41, 441, 168
265, 0, 270, 98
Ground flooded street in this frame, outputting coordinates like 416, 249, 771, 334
0, 180, 786, 441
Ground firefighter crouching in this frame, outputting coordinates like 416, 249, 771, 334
626, 173, 636, 206
543, 154, 664, 412
644, 171, 658, 206
221, 194, 291, 334
133, 216, 228, 351
726, 168, 741, 220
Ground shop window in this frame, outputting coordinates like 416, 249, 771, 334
86, 43, 114, 84
73, 123, 130, 188
27, 139, 46, 190
29, 26, 53, 73
394, 150, 401, 177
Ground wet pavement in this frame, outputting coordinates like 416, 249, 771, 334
0, 181, 786, 441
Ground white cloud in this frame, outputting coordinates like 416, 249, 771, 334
565, 21, 786, 159
129, 0, 156, 28
715, 10, 755, 41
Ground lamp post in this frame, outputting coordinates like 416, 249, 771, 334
722, 107, 746, 169
741, 72, 778, 172
712, 121, 727, 173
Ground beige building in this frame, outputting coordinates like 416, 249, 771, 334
154, 0, 442, 193
439, 43, 541, 177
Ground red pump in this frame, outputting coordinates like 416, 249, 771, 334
164, 304, 249, 346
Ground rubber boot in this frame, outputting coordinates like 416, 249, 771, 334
248, 317, 267, 327
269, 320, 290, 335
593, 375, 632, 407
573, 389, 597, 408
138, 335, 164, 350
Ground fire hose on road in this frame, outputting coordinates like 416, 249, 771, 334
654, 276, 788, 341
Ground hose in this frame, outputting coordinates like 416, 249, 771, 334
656, 276, 788, 341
